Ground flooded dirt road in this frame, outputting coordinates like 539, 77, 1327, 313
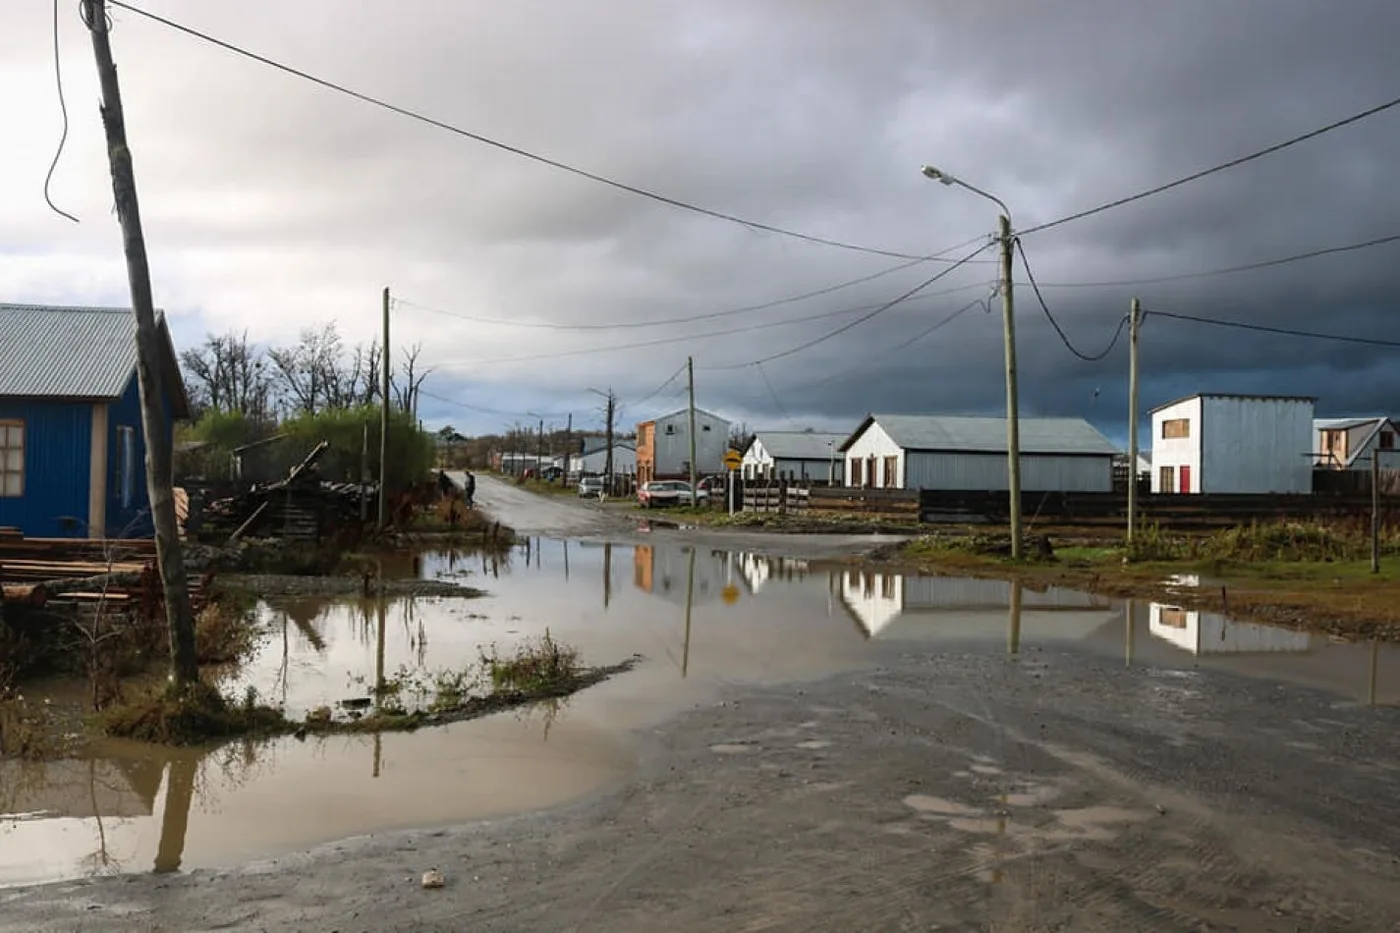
4, 484, 1400, 929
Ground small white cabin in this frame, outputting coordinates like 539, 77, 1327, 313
1149, 393, 1314, 494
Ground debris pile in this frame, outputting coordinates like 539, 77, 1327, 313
0, 528, 211, 618
198, 441, 374, 544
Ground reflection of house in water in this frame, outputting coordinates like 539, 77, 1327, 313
632, 544, 730, 607
734, 552, 811, 594
839, 571, 1113, 640
1149, 604, 1313, 654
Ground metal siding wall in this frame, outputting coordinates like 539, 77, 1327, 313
904, 452, 1112, 492
0, 399, 92, 537
1201, 397, 1313, 494
105, 376, 158, 537
902, 576, 1105, 608
653, 411, 729, 476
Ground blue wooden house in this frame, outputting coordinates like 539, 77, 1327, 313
0, 303, 190, 539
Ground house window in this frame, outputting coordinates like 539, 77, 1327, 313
1161, 418, 1190, 440
1381, 431, 1396, 450
1159, 465, 1175, 493
1159, 607, 1189, 629
850, 458, 863, 488
0, 420, 24, 498
116, 426, 136, 509
702, 425, 711, 432
665, 425, 676, 435
883, 456, 898, 488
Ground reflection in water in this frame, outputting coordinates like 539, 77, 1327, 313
8, 537, 1400, 888
1148, 603, 1313, 654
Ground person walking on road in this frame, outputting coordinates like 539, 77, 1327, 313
463, 470, 476, 508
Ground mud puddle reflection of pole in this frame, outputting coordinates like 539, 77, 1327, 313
683, 546, 696, 678
154, 755, 197, 874
1006, 580, 1022, 655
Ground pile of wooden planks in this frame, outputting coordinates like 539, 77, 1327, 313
0, 532, 210, 616
200, 441, 371, 543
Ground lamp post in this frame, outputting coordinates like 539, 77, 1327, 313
921, 165, 1022, 558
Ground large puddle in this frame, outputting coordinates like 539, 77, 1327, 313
4, 538, 1399, 886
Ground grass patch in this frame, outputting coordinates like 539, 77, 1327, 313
194, 600, 261, 664
482, 630, 580, 693
0, 693, 64, 759
98, 681, 286, 746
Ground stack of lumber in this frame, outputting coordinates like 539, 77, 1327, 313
0, 533, 209, 616
200, 441, 371, 543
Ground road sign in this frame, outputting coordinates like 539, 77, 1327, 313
722, 449, 742, 470
722, 584, 740, 605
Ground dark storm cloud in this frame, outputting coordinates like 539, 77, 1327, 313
3, 0, 1399, 438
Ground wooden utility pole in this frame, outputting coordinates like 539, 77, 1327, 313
563, 412, 573, 482
998, 214, 1023, 559
378, 287, 390, 529
686, 357, 699, 496
536, 419, 545, 475
359, 420, 369, 523
1372, 452, 1382, 574
1126, 298, 1142, 543
603, 388, 616, 493
83, 0, 198, 689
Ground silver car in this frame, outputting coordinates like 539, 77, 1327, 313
578, 475, 605, 498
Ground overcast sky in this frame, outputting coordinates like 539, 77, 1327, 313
2, 0, 1398, 444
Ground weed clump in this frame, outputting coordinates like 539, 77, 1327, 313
99, 681, 286, 745
0, 693, 62, 759
194, 602, 260, 664
482, 631, 581, 694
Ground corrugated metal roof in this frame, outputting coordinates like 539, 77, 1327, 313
754, 431, 847, 460
855, 414, 1119, 456
0, 304, 142, 398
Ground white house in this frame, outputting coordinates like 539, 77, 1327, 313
741, 430, 845, 483
1149, 393, 1314, 494
1313, 417, 1399, 471
836, 414, 1117, 492
636, 408, 731, 483
567, 443, 636, 477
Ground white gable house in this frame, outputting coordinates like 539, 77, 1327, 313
1150, 393, 1314, 494
1313, 417, 1399, 471
741, 431, 846, 483
837, 414, 1118, 492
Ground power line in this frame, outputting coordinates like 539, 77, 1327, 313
44, 0, 79, 223
1020, 92, 1400, 237
770, 296, 990, 395
627, 361, 689, 410
424, 277, 993, 366
111, 0, 950, 263
1018, 231, 1400, 289
755, 362, 794, 424
392, 234, 993, 333
702, 241, 997, 370
1143, 308, 1400, 349
1015, 239, 1128, 362
416, 387, 571, 420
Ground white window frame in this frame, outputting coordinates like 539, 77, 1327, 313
0, 420, 24, 498
117, 425, 136, 509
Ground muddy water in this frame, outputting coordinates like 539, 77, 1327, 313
4, 539, 1399, 887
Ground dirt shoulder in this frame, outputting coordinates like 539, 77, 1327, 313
4, 648, 1398, 931
879, 535, 1400, 641
217, 573, 485, 599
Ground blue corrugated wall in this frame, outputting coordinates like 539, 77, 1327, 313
0, 399, 93, 538
104, 374, 166, 538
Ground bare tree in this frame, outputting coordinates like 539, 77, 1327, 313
180, 331, 272, 418
729, 421, 755, 452
393, 343, 432, 419
267, 323, 344, 416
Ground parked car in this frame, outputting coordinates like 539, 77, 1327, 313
637, 480, 709, 508
578, 475, 605, 498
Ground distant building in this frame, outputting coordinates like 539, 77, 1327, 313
1313, 416, 1399, 471
1149, 393, 1314, 494
1148, 604, 1312, 654
741, 430, 846, 483
568, 442, 636, 477
0, 303, 190, 538
837, 414, 1117, 491
635, 408, 731, 484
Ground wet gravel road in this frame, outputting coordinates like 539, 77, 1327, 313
5, 481, 1400, 931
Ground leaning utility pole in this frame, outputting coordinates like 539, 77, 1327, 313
378, 287, 390, 529
83, 0, 199, 689
1126, 297, 1142, 543
998, 215, 1023, 559
686, 357, 699, 496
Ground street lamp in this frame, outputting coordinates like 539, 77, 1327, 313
920, 164, 1023, 558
